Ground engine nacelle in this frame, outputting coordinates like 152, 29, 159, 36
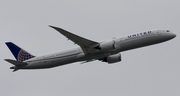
103, 53, 121, 64
95, 40, 115, 51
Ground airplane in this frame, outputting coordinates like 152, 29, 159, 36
5, 26, 176, 72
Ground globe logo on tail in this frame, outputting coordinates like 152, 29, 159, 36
18, 50, 34, 62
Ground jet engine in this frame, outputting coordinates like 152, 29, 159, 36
95, 40, 115, 51
101, 53, 121, 64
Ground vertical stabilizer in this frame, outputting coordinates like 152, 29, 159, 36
5, 42, 35, 61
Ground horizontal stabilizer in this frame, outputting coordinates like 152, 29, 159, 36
4, 59, 28, 66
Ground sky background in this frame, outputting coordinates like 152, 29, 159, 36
0, 0, 180, 96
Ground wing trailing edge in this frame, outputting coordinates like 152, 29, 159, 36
49, 25, 99, 54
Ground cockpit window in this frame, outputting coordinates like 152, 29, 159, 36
166, 30, 170, 32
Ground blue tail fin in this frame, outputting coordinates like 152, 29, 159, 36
5, 42, 35, 62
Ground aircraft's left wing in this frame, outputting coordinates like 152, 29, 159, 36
49, 26, 99, 54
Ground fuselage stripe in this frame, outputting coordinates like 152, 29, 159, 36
26, 52, 82, 63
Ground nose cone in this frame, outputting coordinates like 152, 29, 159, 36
165, 30, 176, 39
165, 32, 176, 41
169, 33, 176, 39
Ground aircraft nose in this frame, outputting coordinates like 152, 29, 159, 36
170, 33, 176, 38
167, 32, 176, 40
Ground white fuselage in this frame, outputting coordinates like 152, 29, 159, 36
17, 30, 176, 69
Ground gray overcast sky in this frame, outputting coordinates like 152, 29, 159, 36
0, 0, 180, 96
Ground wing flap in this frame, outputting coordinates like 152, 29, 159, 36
50, 26, 99, 54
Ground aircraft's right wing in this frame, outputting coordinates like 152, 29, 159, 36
50, 26, 99, 54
